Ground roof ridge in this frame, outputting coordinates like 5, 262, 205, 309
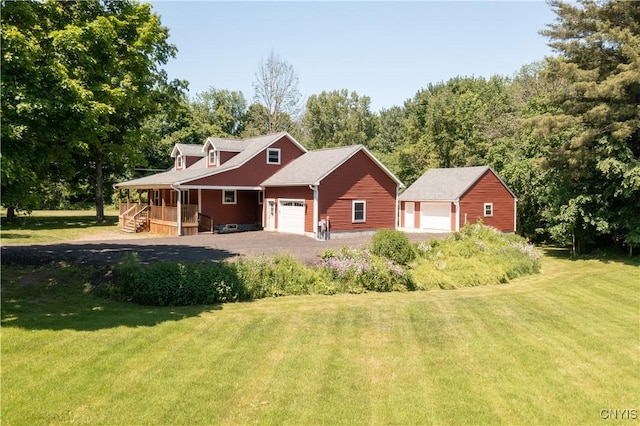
308, 144, 362, 153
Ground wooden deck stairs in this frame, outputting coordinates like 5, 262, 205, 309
122, 206, 149, 233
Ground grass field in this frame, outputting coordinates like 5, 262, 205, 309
0, 209, 163, 244
2, 251, 638, 424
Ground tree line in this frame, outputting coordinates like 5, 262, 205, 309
2, 0, 638, 254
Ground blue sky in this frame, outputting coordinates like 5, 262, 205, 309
150, 1, 558, 111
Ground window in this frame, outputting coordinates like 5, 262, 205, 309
153, 190, 160, 206
181, 190, 189, 205
267, 148, 281, 165
208, 149, 217, 167
484, 203, 493, 217
258, 191, 264, 205
352, 200, 366, 223
176, 154, 183, 169
223, 190, 237, 205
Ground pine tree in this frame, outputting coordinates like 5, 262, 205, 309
536, 0, 640, 254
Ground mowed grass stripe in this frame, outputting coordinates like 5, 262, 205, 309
2, 255, 639, 424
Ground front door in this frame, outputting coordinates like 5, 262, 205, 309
404, 202, 415, 228
266, 199, 276, 231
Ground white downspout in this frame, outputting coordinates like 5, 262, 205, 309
310, 184, 319, 240
455, 199, 460, 232
395, 186, 400, 230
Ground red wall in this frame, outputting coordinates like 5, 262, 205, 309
319, 150, 397, 232
200, 189, 262, 225
185, 156, 201, 168
264, 186, 314, 232
186, 136, 305, 187
459, 170, 515, 232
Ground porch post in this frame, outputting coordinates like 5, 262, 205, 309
176, 188, 182, 236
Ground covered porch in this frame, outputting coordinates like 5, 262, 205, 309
117, 188, 211, 236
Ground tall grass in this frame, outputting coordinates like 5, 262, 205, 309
412, 224, 541, 289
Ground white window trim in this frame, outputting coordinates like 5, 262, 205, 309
208, 149, 217, 167
176, 154, 183, 169
484, 203, 493, 217
222, 190, 237, 205
266, 148, 281, 165
352, 200, 366, 223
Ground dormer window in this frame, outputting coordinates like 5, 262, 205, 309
176, 154, 183, 169
267, 148, 281, 165
208, 149, 217, 167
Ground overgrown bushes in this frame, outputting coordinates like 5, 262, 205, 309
320, 246, 414, 292
412, 224, 541, 290
103, 225, 541, 306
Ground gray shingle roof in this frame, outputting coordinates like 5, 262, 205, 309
115, 132, 297, 189
262, 144, 403, 187
262, 145, 362, 186
204, 137, 251, 152
173, 143, 206, 157
399, 166, 492, 201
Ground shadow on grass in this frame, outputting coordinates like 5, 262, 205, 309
1, 262, 226, 332
541, 246, 640, 266
1, 215, 118, 231
1, 242, 241, 332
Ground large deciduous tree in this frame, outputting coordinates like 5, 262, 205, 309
1, 0, 175, 221
303, 89, 378, 149
252, 51, 302, 134
534, 0, 640, 253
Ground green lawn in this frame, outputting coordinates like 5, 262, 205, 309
0, 209, 161, 244
2, 252, 639, 424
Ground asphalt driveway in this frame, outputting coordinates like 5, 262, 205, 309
1, 231, 442, 267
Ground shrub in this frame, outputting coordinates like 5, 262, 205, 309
113, 253, 242, 306
412, 224, 541, 289
320, 246, 414, 292
371, 229, 416, 265
235, 254, 326, 298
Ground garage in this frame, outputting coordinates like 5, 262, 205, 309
277, 200, 306, 235
420, 202, 451, 231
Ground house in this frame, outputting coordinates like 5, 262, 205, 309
115, 132, 403, 239
398, 166, 517, 233
262, 145, 403, 237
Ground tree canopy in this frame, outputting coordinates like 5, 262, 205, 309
1, 0, 176, 221
2, 0, 637, 254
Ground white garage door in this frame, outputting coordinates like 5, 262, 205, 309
420, 202, 451, 231
278, 200, 305, 235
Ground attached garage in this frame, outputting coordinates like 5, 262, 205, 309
420, 202, 450, 231
277, 200, 305, 235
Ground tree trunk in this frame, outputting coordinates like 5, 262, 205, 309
7, 206, 16, 224
95, 156, 105, 222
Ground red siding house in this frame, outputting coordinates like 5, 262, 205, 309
115, 133, 403, 239
399, 166, 517, 233
115, 133, 307, 236
262, 145, 403, 237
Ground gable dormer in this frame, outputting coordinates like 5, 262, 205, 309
171, 143, 206, 170
203, 137, 248, 168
